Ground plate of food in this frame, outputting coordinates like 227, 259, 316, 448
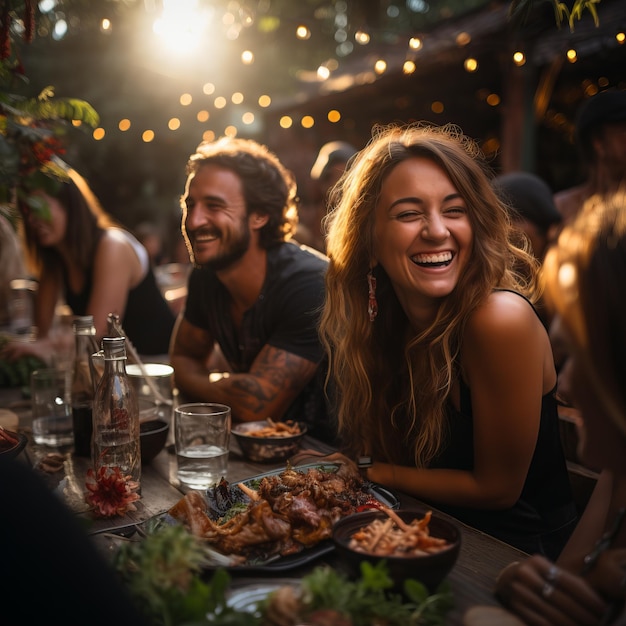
167, 461, 399, 573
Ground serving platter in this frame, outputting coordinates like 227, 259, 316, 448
168, 462, 400, 573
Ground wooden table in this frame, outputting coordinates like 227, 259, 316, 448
1, 386, 527, 625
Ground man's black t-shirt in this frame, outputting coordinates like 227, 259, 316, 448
184, 241, 334, 441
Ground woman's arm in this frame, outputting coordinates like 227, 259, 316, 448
368, 292, 552, 509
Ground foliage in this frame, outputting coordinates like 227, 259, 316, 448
508, 0, 601, 31
295, 561, 454, 626
113, 520, 454, 626
0, 0, 99, 226
0, 333, 45, 388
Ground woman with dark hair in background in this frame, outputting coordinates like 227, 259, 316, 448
2, 167, 175, 363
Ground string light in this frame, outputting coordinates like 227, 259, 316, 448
464, 57, 478, 72
296, 25, 311, 40
79, 7, 623, 145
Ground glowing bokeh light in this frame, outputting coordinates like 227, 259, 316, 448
93, 128, 105, 140
152, 0, 208, 56
513, 51, 526, 66
168, 118, 181, 130
328, 109, 341, 122
301, 115, 314, 128
214, 96, 227, 109
242, 112, 255, 124
202, 130, 215, 142
567, 49, 577, 62
118, 119, 131, 131
180, 93, 192, 106
431, 101, 444, 113
258, 95, 271, 107
241, 50, 254, 64
374, 59, 387, 74
464, 57, 478, 72
409, 37, 422, 50
224, 125, 237, 137
231, 92, 244, 104
142, 130, 155, 142
403, 60, 416, 74
280, 116, 293, 129
197, 110, 210, 122
203, 83, 216, 95
296, 25, 311, 40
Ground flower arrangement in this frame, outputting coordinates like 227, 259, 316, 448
85, 465, 141, 518
0, 1, 99, 227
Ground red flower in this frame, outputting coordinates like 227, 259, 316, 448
85, 466, 140, 518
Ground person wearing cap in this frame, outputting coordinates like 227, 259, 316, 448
553, 89, 626, 228
296, 140, 358, 252
492, 171, 562, 261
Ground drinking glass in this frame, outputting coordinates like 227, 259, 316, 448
174, 403, 231, 489
31, 368, 73, 446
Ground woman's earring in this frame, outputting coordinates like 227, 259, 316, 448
367, 269, 378, 322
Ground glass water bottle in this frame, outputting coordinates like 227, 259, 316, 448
70, 315, 99, 457
92, 336, 141, 489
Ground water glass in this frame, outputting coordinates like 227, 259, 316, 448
174, 402, 231, 489
31, 368, 74, 446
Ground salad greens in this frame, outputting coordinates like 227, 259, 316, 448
113, 520, 453, 626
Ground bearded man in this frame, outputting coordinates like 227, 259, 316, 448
170, 137, 334, 443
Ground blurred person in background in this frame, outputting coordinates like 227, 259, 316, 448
170, 137, 335, 443
492, 170, 563, 328
553, 90, 626, 233
495, 191, 626, 626
295, 140, 357, 253
492, 171, 562, 262
1, 166, 175, 363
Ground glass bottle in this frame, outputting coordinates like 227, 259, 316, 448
92, 336, 141, 490
70, 315, 99, 457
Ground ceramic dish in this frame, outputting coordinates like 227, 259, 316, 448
166, 462, 399, 573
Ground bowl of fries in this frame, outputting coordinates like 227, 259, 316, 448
232, 418, 307, 463
332, 507, 461, 592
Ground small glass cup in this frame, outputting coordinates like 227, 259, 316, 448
30, 368, 73, 446
174, 403, 231, 489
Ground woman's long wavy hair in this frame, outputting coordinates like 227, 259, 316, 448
319, 123, 539, 467
19, 169, 117, 278
542, 191, 626, 440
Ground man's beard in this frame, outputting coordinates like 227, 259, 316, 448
194, 221, 251, 271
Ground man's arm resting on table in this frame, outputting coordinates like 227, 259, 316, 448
170, 317, 318, 422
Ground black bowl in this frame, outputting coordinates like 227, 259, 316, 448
332, 508, 461, 592
232, 420, 307, 463
139, 419, 169, 464
0, 431, 28, 460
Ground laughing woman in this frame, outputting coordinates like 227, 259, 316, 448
320, 123, 577, 559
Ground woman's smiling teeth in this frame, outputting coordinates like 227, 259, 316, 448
411, 251, 453, 267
